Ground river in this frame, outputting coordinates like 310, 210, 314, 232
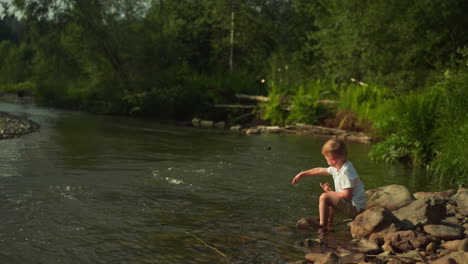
0, 102, 440, 263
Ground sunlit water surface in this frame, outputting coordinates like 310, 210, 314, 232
0, 102, 439, 263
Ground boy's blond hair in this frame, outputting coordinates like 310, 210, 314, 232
322, 138, 347, 158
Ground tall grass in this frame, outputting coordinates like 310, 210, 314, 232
430, 72, 468, 185
260, 82, 287, 126
286, 80, 330, 125
260, 80, 339, 126
369, 91, 441, 166
337, 84, 390, 129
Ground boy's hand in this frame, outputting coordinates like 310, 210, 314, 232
320, 182, 332, 192
291, 173, 302, 184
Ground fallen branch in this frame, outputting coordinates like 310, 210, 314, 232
235, 93, 269, 102
215, 104, 257, 109
185, 232, 230, 264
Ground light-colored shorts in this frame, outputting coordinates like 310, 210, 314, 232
336, 198, 364, 219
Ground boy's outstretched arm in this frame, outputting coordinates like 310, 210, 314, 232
292, 168, 329, 184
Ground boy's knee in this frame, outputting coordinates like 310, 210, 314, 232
319, 192, 330, 201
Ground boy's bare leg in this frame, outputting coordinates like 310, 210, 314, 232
328, 206, 335, 225
319, 193, 340, 227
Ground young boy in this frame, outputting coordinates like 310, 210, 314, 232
291, 138, 366, 230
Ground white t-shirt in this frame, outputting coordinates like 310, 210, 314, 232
327, 161, 366, 209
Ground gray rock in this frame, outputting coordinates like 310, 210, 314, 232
366, 185, 414, 211
393, 197, 446, 227
424, 225, 463, 240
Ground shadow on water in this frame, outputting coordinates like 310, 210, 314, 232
0, 102, 446, 263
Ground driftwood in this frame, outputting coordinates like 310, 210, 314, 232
235, 93, 269, 102
214, 104, 257, 109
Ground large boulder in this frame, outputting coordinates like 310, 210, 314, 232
366, 185, 414, 211
351, 207, 401, 239
393, 197, 446, 227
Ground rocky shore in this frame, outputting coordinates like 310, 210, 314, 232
0, 111, 40, 139
285, 185, 468, 264
191, 118, 373, 143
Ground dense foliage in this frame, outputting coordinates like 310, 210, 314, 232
0, 0, 467, 184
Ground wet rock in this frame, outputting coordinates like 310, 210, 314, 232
393, 197, 446, 227
351, 207, 401, 239
383, 231, 431, 252
424, 225, 463, 240
272, 225, 293, 235
294, 238, 320, 248
366, 185, 414, 211
0, 112, 40, 139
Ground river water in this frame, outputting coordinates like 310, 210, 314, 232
0, 102, 440, 263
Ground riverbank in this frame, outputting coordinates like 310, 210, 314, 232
192, 117, 373, 143
282, 185, 468, 264
0, 111, 40, 139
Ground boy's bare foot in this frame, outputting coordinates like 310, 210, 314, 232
296, 217, 324, 230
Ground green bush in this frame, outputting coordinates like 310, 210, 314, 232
338, 84, 390, 128
286, 80, 328, 125
430, 71, 468, 185
260, 83, 287, 126
370, 90, 441, 166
